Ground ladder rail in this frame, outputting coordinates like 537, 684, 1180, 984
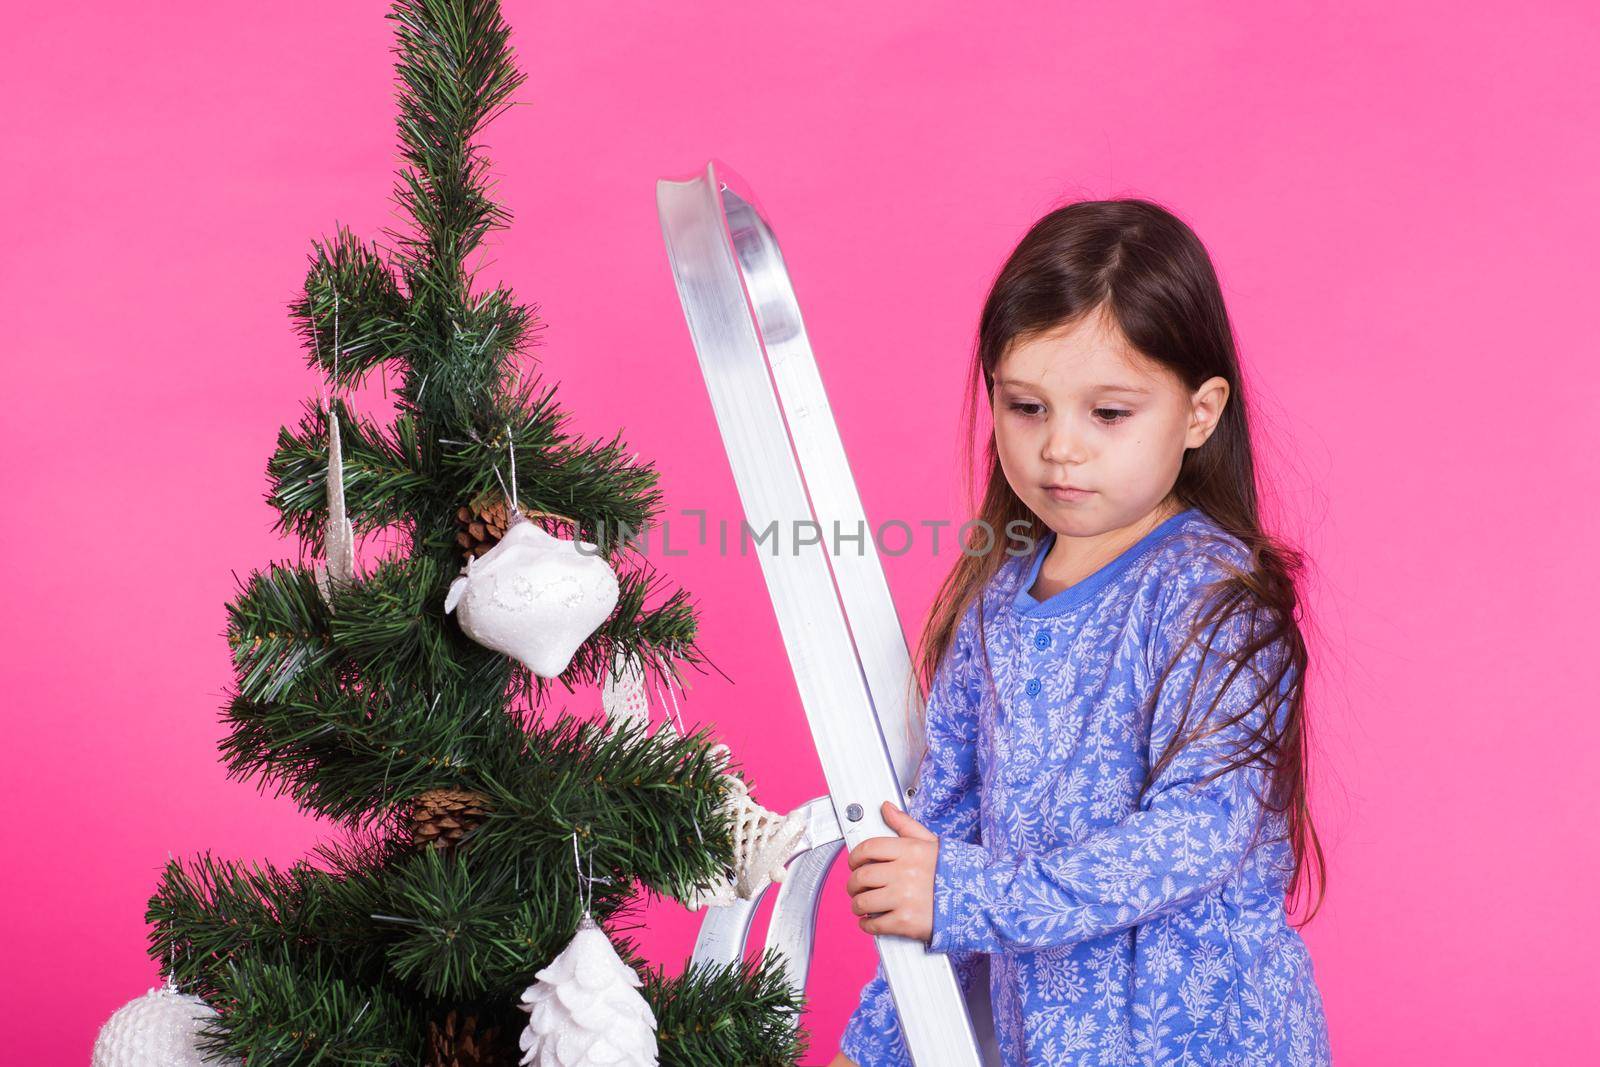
718, 186, 921, 789
657, 160, 997, 1066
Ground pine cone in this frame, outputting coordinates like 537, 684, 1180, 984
454, 498, 525, 560
410, 788, 493, 850
454, 491, 584, 561
426, 1009, 512, 1067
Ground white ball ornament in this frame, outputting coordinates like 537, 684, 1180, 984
93, 984, 242, 1067
445, 513, 621, 678
518, 912, 659, 1067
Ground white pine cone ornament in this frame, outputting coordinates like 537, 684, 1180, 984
680, 744, 809, 911
517, 912, 658, 1067
93, 984, 242, 1066
444, 513, 620, 678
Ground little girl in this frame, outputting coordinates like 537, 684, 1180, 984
830, 200, 1331, 1066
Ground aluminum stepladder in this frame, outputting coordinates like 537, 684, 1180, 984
656, 160, 1000, 1067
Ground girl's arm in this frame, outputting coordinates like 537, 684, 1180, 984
837, 600, 986, 1066
929, 587, 1291, 956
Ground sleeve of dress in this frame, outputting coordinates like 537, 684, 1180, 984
928, 570, 1294, 956
839, 598, 987, 1065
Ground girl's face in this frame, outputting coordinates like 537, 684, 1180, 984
991, 306, 1230, 541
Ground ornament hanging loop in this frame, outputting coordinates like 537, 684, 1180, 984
505, 424, 521, 527
570, 829, 586, 914
482, 463, 582, 538
570, 828, 613, 918
308, 288, 343, 411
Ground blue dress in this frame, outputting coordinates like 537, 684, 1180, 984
840, 507, 1331, 1066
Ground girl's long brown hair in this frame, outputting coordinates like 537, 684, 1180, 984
911, 198, 1324, 924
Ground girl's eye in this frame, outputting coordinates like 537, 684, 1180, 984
1006, 402, 1133, 423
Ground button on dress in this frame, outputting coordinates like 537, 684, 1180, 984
840, 507, 1331, 1066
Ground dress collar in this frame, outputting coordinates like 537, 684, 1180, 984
1011, 507, 1200, 618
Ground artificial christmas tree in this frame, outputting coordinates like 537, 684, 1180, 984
131, 2, 809, 1063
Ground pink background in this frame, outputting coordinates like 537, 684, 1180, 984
5, 1, 1597, 1062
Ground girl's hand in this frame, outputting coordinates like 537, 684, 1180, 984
845, 800, 939, 942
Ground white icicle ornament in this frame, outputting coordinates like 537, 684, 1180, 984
517, 911, 658, 1067
93, 984, 242, 1067
313, 406, 358, 611
444, 513, 620, 678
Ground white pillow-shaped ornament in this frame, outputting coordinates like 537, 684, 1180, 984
445, 519, 620, 679
93, 984, 242, 1066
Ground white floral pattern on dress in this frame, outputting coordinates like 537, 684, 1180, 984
840, 507, 1330, 1066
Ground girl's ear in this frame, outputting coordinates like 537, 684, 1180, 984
1186, 376, 1231, 448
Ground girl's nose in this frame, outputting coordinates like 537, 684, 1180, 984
1041, 419, 1086, 465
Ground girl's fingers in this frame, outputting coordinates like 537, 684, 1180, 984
849, 885, 896, 917
845, 836, 901, 869
844, 860, 891, 897
881, 801, 937, 841
858, 911, 901, 937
